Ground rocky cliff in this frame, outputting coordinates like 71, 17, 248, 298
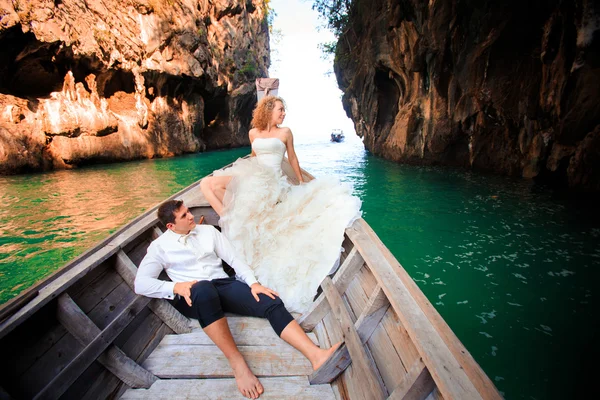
0, 0, 269, 173
334, 0, 600, 191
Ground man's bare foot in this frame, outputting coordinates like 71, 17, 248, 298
312, 341, 343, 371
231, 358, 264, 399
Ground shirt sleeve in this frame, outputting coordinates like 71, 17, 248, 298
134, 242, 177, 299
211, 227, 258, 287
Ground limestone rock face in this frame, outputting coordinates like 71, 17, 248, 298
0, 0, 270, 173
335, 0, 600, 191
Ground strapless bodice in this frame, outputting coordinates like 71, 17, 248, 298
252, 137, 286, 172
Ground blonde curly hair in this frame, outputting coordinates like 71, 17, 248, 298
251, 95, 286, 131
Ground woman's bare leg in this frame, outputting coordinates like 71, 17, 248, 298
200, 176, 232, 216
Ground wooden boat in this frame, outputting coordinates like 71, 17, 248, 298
0, 157, 502, 400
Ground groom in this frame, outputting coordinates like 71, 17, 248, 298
134, 199, 339, 399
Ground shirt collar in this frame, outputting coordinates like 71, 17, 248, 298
178, 230, 196, 245
165, 227, 197, 245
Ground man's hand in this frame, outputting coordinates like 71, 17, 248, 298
250, 283, 279, 302
174, 280, 198, 306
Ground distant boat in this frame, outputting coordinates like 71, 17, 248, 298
330, 129, 345, 142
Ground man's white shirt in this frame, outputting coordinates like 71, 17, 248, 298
134, 225, 258, 299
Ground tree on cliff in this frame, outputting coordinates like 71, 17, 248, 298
312, 0, 352, 38
312, 0, 352, 57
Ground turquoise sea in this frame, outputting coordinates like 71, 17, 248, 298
0, 136, 598, 399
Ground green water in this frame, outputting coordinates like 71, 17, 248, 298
0, 138, 598, 399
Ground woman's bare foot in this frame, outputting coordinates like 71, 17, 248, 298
231, 358, 264, 399
312, 341, 343, 371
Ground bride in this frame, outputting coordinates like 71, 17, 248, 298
200, 96, 362, 313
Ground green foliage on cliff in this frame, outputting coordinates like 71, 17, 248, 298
317, 41, 338, 58
263, 0, 277, 33
312, 0, 352, 58
312, 0, 352, 39
235, 51, 258, 82
239, 59, 258, 77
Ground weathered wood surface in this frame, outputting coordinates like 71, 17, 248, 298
81, 310, 168, 400
190, 206, 220, 227
66, 262, 111, 304
143, 316, 317, 380
0, 290, 38, 325
347, 278, 405, 392
10, 313, 68, 384
161, 316, 317, 346
314, 277, 386, 398
317, 279, 396, 399
309, 344, 351, 385
313, 309, 357, 400
114, 324, 174, 400
354, 285, 403, 392
72, 265, 124, 315
114, 250, 192, 334
34, 295, 151, 400
299, 248, 365, 331
346, 219, 498, 400
388, 359, 435, 400
338, 360, 364, 400
151, 226, 163, 240
15, 323, 82, 398
339, 236, 355, 265
113, 251, 139, 287
122, 376, 335, 399
355, 285, 390, 344
123, 236, 153, 266
111, 314, 173, 400
356, 262, 379, 295
16, 269, 143, 398
343, 276, 367, 321
56, 293, 157, 389
310, 285, 388, 387
424, 388, 443, 400
143, 344, 313, 378
367, 322, 406, 391
381, 310, 421, 372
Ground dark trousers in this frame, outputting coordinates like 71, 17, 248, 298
174, 277, 294, 336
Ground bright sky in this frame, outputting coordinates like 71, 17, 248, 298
268, 0, 359, 144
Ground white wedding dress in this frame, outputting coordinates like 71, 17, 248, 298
214, 137, 362, 313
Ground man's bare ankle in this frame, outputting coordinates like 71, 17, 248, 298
230, 356, 252, 372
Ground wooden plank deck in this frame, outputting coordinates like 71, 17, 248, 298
121, 376, 335, 399
164, 317, 318, 347
124, 316, 333, 399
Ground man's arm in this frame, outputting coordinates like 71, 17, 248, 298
134, 243, 177, 299
211, 227, 258, 287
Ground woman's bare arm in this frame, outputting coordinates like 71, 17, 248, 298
283, 128, 304, 183
249, 128, 257, 157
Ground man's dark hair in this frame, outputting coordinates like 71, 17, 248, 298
157, 200, 183, 226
